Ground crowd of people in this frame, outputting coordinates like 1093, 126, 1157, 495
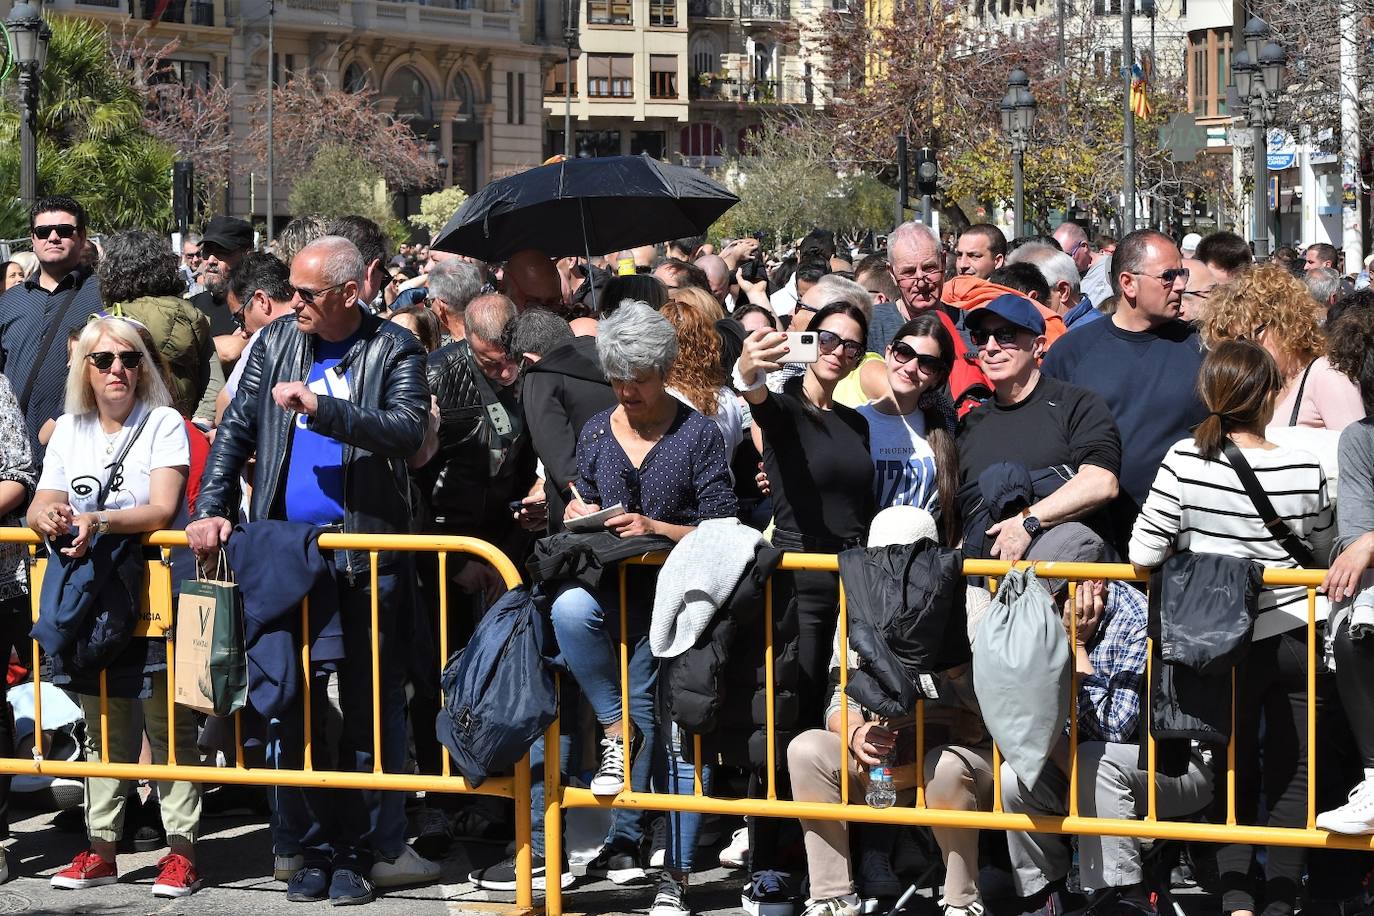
0, 194, 1373, 916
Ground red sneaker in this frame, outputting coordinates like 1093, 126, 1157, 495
51, 850, 118, 889
152, 853, 202, 898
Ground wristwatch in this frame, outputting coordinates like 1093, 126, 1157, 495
95, 513, 110, 536
1020, 508, 1042, 538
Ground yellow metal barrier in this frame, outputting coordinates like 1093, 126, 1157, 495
543, 552, 1374, 915
0, 527, 538, 912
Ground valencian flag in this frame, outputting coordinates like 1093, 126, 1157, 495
1130, 62, 1151, 118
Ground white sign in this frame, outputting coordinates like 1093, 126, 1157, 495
1267, 128, 1297, 170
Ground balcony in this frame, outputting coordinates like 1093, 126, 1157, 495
690, 75, 806, 103
143, 0, 216, 24
740, 0, 787, 18
688, 0, 734, 16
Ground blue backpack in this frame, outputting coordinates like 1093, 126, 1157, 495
436, 586, 558, 787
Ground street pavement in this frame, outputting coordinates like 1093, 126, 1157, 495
0, 794, 1230, 916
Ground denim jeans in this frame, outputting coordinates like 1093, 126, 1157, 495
549, 582, 657, 851
267, 558, 410, 872
662, 721, 713, 873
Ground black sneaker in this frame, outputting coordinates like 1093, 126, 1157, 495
584, 842, 647, 886
742, 869, 796, 916
410, 805, 452, 860
646, 815, 667, 869
469, 854, 574, 892
590, 726, 642, 796
286, 866, 329, 902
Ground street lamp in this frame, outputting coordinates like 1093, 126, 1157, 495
426, 139, 449, 186
6, 0, 51, 209
1000, 69, 1037, 238
1232, 16, 1286, 259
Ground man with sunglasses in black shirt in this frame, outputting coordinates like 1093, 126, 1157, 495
956, 294, 1123, 563
0, 195, 103, 463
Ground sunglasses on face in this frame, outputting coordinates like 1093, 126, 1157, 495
1133, 267, 1191, 286
88, 350, 143, 372
32, 223, 78, 240
890, 340, 947, 372
970, 325, 1026, 348
817, 329, 864, 361
292, 281, 346, 305
230, 305, 248, 331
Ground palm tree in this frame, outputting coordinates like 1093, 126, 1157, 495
0, 16, 175, 235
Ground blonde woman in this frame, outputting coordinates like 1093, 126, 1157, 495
26, 317, 200, 898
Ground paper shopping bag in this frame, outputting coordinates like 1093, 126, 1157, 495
174, 556, 246, 716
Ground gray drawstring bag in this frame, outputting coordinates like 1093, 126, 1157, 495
971, 567, 1071, 791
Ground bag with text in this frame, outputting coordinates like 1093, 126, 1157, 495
174, 555, 246, 716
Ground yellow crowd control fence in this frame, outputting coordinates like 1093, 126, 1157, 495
543, 553, 1374, 916
0, 527, 542, 913
4, 528, 1374, 916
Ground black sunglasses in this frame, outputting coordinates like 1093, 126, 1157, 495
229, 305, 248, 332
890, 340, 948, 372
88, 350, 143, 371
817, 329, 864, 361
970, 325, 1026, 348
32, 223, 78, 239
292, 281, 347, 305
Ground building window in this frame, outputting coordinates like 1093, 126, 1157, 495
632, 131, 665, 157
692, 48, 717, 78
680, 122, 723, 157
650, 55, 678, 99
587, 54, 634, 98
343, 62, 369, 93
1187, 27, 1232, 118
507, 71, 515, 124
650, 0, 676, 25
546, 59, 578, 97
588, 0, 632, 23
518, 72, 527, 123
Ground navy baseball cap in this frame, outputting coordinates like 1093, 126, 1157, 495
967, 293, 1045, 336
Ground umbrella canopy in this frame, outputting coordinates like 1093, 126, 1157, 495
430, 155, 739, 262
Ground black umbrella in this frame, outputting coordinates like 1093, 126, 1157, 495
430, 155, 739, 263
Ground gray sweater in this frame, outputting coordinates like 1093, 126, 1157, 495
1337, 418, 1374, 552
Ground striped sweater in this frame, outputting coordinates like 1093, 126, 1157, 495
1129, 438, 1335, 640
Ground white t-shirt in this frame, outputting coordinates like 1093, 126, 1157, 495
669, 385, 744, 460
224, 330, 261, 402
858, 403, 938, 512
38, 405, 189, 513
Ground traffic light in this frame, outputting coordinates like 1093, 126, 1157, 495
914, 147, 938, 196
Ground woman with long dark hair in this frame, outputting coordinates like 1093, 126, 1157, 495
1131, 340, 1334, 916
734, 301, 875, 911
858, 313, 961, 543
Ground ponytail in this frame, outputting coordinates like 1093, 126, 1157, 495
1193, 412, 1226, 462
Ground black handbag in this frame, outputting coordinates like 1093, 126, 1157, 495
1222, 439, 1318, 567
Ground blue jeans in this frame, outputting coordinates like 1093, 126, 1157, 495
663, 721, 713, 873
268, 560, 410, 872
549, 582, 657, 851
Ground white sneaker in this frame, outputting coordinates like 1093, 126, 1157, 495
800, 896, 860, 916
719, 825, 750, 869
938, 897, 986, 916
273, 853, 305, 882
1316, 777, 1374, 835
0, 847, 8, 884
370, 844, 441, 888
650, 875, 692, 916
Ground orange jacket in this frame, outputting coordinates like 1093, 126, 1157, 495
941, 275, 1067, 349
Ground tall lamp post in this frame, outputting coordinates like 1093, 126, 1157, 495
1000, 69, 1036, 239
1232, 15, 1286, 260
563, 0, 579, 158
6, 0, 51, 210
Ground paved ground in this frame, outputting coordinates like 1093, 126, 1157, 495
0, 795, 1232, 916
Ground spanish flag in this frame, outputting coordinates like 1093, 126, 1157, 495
1130, 63, 1151, 118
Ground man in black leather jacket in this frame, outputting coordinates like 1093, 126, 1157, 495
186, 237, 430, 905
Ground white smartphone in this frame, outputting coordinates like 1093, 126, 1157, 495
780, 330, 820, 364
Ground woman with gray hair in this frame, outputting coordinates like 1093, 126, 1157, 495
553, 300, 736, 916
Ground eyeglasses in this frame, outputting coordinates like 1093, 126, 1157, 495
1182, 286, 1214, 300
292, 281, 347, 305
893, 266, 944, 282
88, 350, 143, 372
184, 250, 202, 260
32, 223, 78, 240
1240, 322, 1268, 340
817, 329, 864, 361
890, 340, 948, 372
229, 305, 247, 332
1132, 267, 1191, 287
970, 325, 1026, 348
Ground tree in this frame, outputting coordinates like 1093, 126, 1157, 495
409, 185, 469, 239
0, 16, 176, 234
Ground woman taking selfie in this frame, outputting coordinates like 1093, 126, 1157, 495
26, 317, 200, 898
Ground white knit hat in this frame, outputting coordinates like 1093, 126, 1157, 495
866, 506, 939, 549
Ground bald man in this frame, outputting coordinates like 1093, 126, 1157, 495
694, 254, 732, 306
1052, 221, 1091, 277
502, 249, 563, 312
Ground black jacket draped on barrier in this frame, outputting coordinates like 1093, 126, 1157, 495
838, 541, 969, 718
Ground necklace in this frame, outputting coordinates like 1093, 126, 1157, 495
100, 423, 122, 455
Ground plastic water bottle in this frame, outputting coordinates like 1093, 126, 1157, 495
866, 752, 896, 808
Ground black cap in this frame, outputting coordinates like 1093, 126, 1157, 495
201, 215, 253, 252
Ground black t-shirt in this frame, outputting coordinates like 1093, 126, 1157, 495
957, 374, 1122, 489
192, 289, 236, 337
752, 386, 875, 545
